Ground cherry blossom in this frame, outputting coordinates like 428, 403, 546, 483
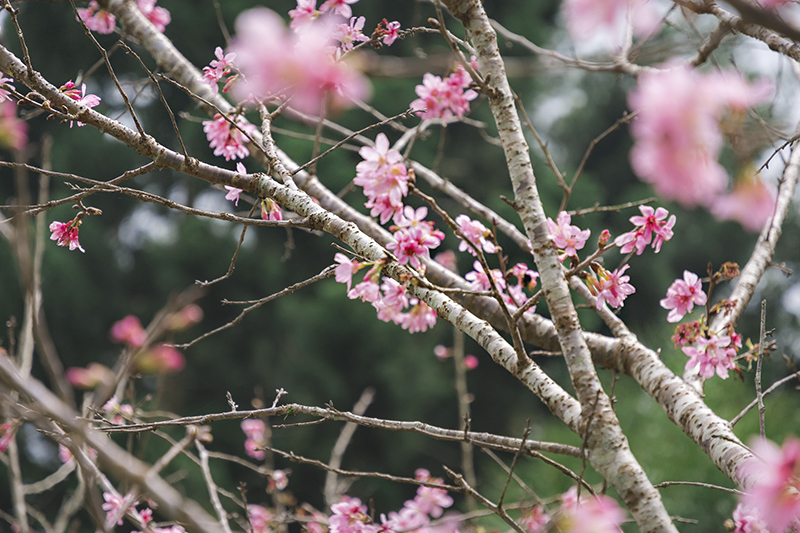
730, 504, 768, 533
65, 362, 113, 389
382, 21, 401, 46
0, 76, 15, 102
682, 334, 737, 379
271, 469, 289, 491
660, 271, 707, 323
559, 493, 626, 533
60, 80, 101, 127
229, 8, 370, 114
410, 65, 478, 120
455, 214, 496, 256
335, 16, 370, 52
203, 114, 258, 161
375, 278, 409, 324
591, 264, 635, 310
201, 47, 237, 94
261, 198, 283, 221
614, 205, 675, 255
465, 260, 506, 292
289, 1, 318, 30
547, 211, 590, 259
387, 208, 443, 270
740, 437, 800, 532
134, 344, 185, 374
330, 497, 375, 533
519, 506, 550, 533
464, 355, 479, 369
50, 219, 85, 252
348, 265, 382, 303
102, 492, 137, 527
562, 0, 662, 41
136, 0, 171, 32
402, 300, 437, 333
249, 504, 275, 533
77, 1, 116, 34
111, 315, 147, 347
319, 0, 359, 18
0, 100, 28, 151
334, 253, 363, 291
242, 419, 267, 460
711, 177, 776, 232
629, 64, 771, 208
355, 134, 410, 224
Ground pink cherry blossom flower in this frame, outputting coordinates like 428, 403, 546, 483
354, 134, 410, 224
0, 76, 15, 102
546, 211, 590, 259
229, 8, 370, 114
711, 178, 776, 232
593, 264, 635, 310
60, 80, 102, 127
740, 437, 800, 532
330, 497, 372, 533
562, 0, 662, 41
660, 271, 707, 323
520, 506, 550, 533
136, 0, 171, 32
201, 47, 237, 94
559, 493, 626, 533
682, 334, 737, 379
271, 469, 289, 491
731, 504, 768, 533
455, 214, 496, 256
50, 219, 85, 252
261, 198, 283, 221
629, 64, 771, 208
77, 1, 116, 34
334, 253, 363, 291
433, 250, 457, 272
102, 492, 137, 527
319, 0, 359, 18
203, 114, 258, 161
65, 362, 113, 389
249, 504, 274, 533
289, 0, 319, 29
382, 21, 401, 46
410, 65, 478, 120
379, 278, 410, 312
614, 205, 676, 255
335, 16, 369, 52
464, 355, 479, 370
434, 345, 450, 360
402, 300, 436, 333
224, 186, 243, 206
111, 315, 147, 347
387, 221, 442, 270
465, 260, 506, 292
134, 344, 185, 374
348, 266, 382, 303
242, 419, 267, 460
0, 100, 28, 151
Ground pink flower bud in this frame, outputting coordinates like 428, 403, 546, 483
464, 355, 479, 370
110, 315, 147, 347
134, 344, 185, 374
65, 362, 113, 389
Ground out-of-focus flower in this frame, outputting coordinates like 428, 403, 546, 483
66, 362, 114, 389
711, 177, 776, 232
434, 345, 449, 360
520, 506, 550, 533
402, 300, 436, 333
77, 1, 116, 34
0, 100, 28, 151
110, 315, 148, 347
102, 491, 137, 527
289, 0, 319, 29
562, 0, 662, 41
203, 113, 258, 161
136, 0, 171, 32
249, 504, 274, 533
168, 304, 203, 331
629, 64, 771, 208
0, 420, 20, 453
433, 250, 457, 272
319, 0, 359, 18
730, 503, 768, 533
740, 437, 800, 532
270, 470, 289, 491
557, 492, 626, 533
0, 76, 15, 102
334, 253, 363, 291
242, 419, 267, 460
464, 355, 479, 370
229, 8, 370, 114
134, 344, 186, 374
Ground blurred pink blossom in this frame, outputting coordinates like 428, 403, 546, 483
731, 503, 768, 533
0, 100, 28, 151
0, 76, 14, 102
249, 504, 274, 533
111, 315, 147, 347
134, 344, 185, 374
77, 1, 116, 34
629, 64, 771, 208
229, 8, 370, 114
562, 0, 662, 41
136, 0, 171, 32
711, 178, 776, 232
402, 300, 436, 333
464, 355, 479, 370
66, 362, 113, 389
740, 437, 800, 532
320, 0, 359, 18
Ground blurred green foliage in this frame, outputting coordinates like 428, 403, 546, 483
1, 1, 799, 532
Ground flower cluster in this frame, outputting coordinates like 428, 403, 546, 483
387, 207, 444, 270
354, 133, 411, 224
101, 489, 184, 533
455, 215, 497, 256
547, 211, 590, 260
629, 64, 775, 231
228, 7, 370, 114
60, 80, 101, 127
77, 0, 170, 34
614, 206, 675, 255
108, 314, 186, 374
203, 114, 258, 161
410, 65, 478, 121
200, 47, 237, 95
683, 333, 738, 379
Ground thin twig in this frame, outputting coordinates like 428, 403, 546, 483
443, 466, 526, 533
197, 202, 259, 287
196, 441, 233, 533
756, 300, 767, 438
497, 421, 530, 509
730, 371, 800, 427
